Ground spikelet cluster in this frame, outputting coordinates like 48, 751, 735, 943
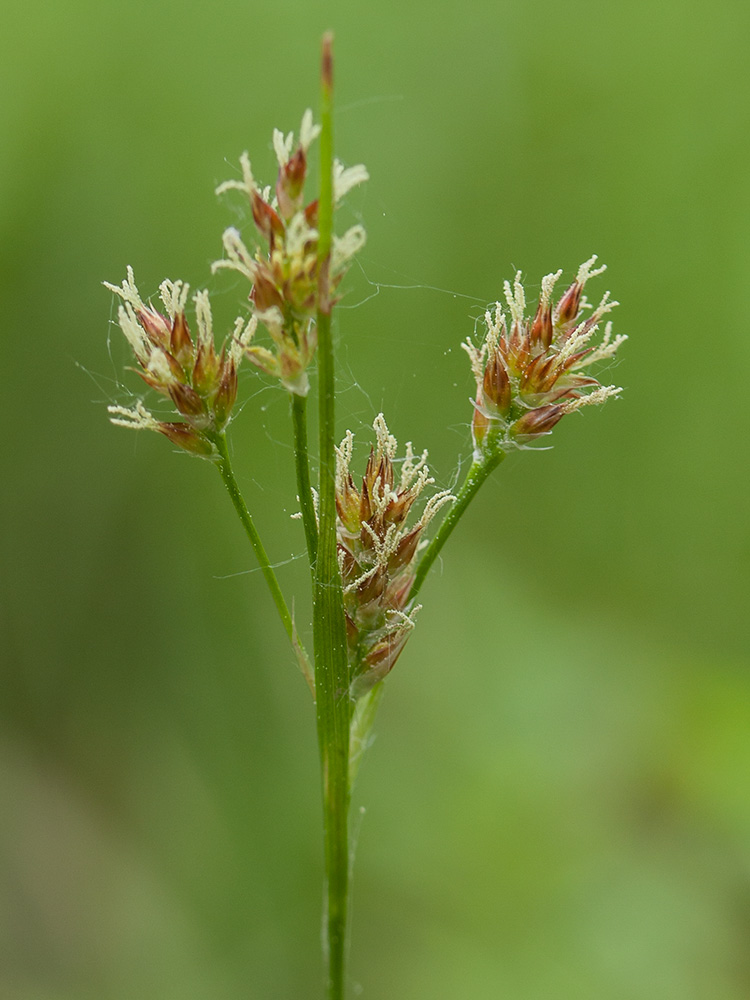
464, 256, 626, 455
104, 270, 255, 455
213, 110, 368, 395
335, 416, 454, 697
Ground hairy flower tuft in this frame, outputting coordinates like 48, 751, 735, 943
463, 257, 625, 456
213, 114, 368, 395
104, 270, 252, 454
334, 415, 454, 698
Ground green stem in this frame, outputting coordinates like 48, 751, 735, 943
312, 33, 352, 1000
212, 431, 299, 644
409, 449, 505, 604
291, 392, 318, 566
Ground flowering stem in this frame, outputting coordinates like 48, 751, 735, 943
291, 392, 318, 566
312, 33, 352, 1000
211, 431, 298, 645
409, 449, 505, 603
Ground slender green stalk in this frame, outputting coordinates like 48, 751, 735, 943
312, 33, 352, 1000
291, 392, 318, 566
211, 431, 298, 640
409, 449, 505, 603
212, 428, 315, 692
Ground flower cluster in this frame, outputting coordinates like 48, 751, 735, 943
104, 269, 255, 456
464, 256, 626, 456
335, 416, 454, 698
213, 109, 368, 394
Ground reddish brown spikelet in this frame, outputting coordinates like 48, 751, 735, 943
482, 350, 511, 415
359, 478, 372, 524
556, 281, 583, 325
530, 300, 553, 349
336, 475, 361, 533
471, 390, 492, 450
213, 362, 238, 427
192, 339, 219, 394
158, 422, 214, 455
512, 404, 564, 440
277, 147, 307, 220
386, 574, 415, 613
389, 527, 421, 572
251, 270, 284, 312
169, 311, 194, 368
169, 382, 207, 421
383, 490, 417, 527
357, 564, 388, 609
251, 191, 285, 244
137, 306, 171, 348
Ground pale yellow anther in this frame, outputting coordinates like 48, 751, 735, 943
576, 322, 628, 368
558, 324, 597, 362
146, 348, 173, 384
193, 290, 214, 350
333, 160, 369, 202
503, 272, 526, 326
103, 266, 144, 312
335, 429, 355, 494
299, 109, 321, 151
116, 303, 150, 365
229, 315, 258, 367
576, 255, 607, 285
107, 401, 160, 431
373, 413, 397, 461
540, 269, 563, 306
400, 442, 429, 491
562, 385, 622, 413
273, 128, 294, 167
212, 228, 257, 281
159, 278, 189, 319
589, 290, 619, 322
332, 225, 367, 273
461, 337, 485, 386
418, 490, 455, 529
385, 606, 420, 632
215, 151, 257, 199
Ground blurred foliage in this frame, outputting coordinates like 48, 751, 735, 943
2, 0, 749, 997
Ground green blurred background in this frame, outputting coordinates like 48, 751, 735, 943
2, 0, 749, 997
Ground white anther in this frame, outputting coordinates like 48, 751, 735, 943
576, 255, 607, 285
107, 401, 160, 430
333, 160, 370, 202
299, 109, 322, 151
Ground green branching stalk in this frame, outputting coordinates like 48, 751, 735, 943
312, 32, 352, 1000
211, 432, 294, 639
212, 429, 315, 689
291, 392, 318, 566
409, 449, 505, 604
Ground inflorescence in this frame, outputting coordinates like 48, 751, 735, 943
463, 256, 625, 457
105, 108, 369, 455
105, 107, 624, 696
104, 270, 255, 456
335, 415, 454, 697
212, 109, 368, 395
